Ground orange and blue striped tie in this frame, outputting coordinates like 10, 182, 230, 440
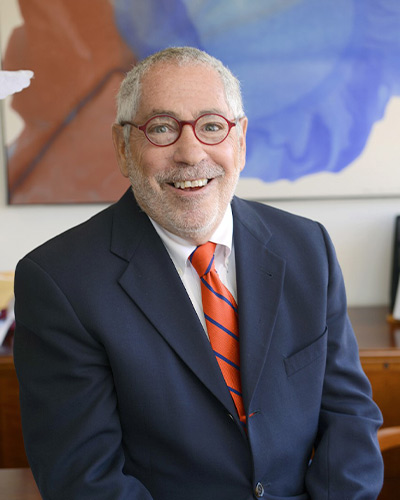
190, 242, 246, 426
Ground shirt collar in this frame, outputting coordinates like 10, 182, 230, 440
149, 204, 234, 273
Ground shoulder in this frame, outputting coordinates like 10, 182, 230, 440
231, 196, 336, 270
23, 202, 115, 266
232, 196, 326, 241
21, 189, 137, 263
17, 190, 143, 278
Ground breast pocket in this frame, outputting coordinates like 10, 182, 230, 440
283, 328, 327, 377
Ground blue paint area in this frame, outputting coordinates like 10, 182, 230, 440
114, 0, 400, 182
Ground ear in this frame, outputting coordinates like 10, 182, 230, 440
112, 123, 129, 177
238, 116, 248, 172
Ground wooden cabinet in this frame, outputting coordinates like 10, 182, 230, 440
347, 307, 400, 500
348, 307, 400, 428
0, 337, 29, 468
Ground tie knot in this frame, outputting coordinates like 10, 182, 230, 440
190, 242, 217, 277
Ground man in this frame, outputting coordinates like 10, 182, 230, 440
14, 47, 383, 499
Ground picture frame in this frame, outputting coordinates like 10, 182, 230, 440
2, 0, 400, 204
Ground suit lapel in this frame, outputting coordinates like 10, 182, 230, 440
110, 190, 238, 417
232, 197, 286, 412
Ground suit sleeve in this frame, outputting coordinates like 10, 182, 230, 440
13, 257, 154, 500
305, 224, 384, 499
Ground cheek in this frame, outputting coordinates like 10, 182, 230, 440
131, 143, 166, 177
211, 141, 242, 173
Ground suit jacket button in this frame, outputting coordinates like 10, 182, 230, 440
254, 482, 264, 498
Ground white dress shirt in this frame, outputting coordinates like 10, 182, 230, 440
149, 206, 237, 336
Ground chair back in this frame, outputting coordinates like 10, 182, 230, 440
378, 426, 400, 452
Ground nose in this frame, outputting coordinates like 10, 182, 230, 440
172, 123, 208, 165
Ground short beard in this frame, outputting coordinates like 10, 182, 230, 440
125, 155, 236, 243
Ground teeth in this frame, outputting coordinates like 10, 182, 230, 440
173, 179, 208, 189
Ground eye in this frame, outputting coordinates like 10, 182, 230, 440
146, 116, 180, 137
197, 114, 228, 136
147, 123, 172, 134
203, 122, 223, 132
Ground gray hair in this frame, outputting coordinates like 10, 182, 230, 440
116, 46, 245, 130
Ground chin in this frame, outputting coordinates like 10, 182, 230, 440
165, 212, 220, 243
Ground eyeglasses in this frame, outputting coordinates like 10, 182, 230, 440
120, 113, 237, 147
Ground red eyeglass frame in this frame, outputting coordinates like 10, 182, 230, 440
120, 113, 237, 147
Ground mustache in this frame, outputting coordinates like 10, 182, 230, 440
154, 161, 224, 184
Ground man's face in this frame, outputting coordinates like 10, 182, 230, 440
113, 62, 247, 245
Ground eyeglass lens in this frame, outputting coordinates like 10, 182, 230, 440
144, 114, 231, 146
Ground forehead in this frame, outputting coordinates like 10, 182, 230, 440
136, 62, 230, 118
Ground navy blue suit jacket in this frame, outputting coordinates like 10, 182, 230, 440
14, 189, 383, 499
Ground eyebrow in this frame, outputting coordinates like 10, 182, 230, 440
142, 108, 228, 121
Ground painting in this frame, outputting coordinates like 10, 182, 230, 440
1, 0, 400, 204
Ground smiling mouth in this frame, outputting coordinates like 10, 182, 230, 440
172, 178, 209, 190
